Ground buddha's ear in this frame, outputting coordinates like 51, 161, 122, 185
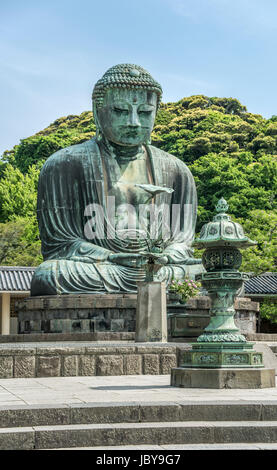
92, 101, 103, 142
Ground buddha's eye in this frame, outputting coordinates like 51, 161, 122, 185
113, 107, 129, 115
138, 110, 152, 115
138, 106, 154, 115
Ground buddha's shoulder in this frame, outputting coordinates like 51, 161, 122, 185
42, 139, 97, 169
148, 145, 190, 171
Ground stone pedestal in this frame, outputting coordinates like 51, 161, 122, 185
16, 294, 137, 334
15, 294, 258, 336
135, 281, 167, 342
171, 367, 275, 389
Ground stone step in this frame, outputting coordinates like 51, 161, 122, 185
55, 443, 277, 450
2, 421, 277, 449
1, 401, 277, 428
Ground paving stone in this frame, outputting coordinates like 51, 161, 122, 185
37, 346, 84, 356
37, 356, 61, 377
97, 355, 124, 376
213, 422, 277, 443
34, 424, 116, 449
114, 424, 175, 446
62, 356, 78, 377
0, 357, 13, 378
14, 356, 35, 378
160, 354, 177, 374
112, 346, 136, 355
125, 355, 142, 375
0, 428, 35, 450
0, 347, 36, 356
84, 346, 109, 354
70, 403, 140, 424
139, 403, 181, 422
173, 423, 215, 444
0, 405, 70, 427
78, 355, 96, 376
178, 402, 262, 421
136, 345, 176, 354
262, 402, 277, 421
143, 354, 160, 375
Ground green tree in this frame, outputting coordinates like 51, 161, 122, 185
235, 210, 277, 275
0, 164, 40, 222
0, 218, 42, 266
260, 301, 277, 324
0, 164, 42, 265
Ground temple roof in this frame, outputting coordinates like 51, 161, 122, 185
0, 267, 36, 292
245, 272, 277, 295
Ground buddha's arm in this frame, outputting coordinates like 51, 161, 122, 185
37, 146, 114, 263
38, 207, 113, 263
54, 239, 113, 263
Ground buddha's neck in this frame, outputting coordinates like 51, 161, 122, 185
101, 137, 144, 163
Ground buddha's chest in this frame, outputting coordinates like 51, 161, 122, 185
108, 157, 153, 206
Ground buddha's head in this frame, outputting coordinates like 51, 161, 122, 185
92, 64, 162, 147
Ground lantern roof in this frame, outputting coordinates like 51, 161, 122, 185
193, 198, 257, 249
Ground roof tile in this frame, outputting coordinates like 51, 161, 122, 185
0, 267, 36, 292
245, 273, 277, 295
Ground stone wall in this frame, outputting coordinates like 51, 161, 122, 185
0, 343, 190, 379
16, 294, 136, 334
16, 294, 259, 336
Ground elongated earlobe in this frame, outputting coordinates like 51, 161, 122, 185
93, 102, 103, 142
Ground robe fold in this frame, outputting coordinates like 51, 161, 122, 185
31, 138, 201, 295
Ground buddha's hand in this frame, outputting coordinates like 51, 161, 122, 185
150, 254, 169, 265
140, 252, 169, 265
108, 253, 148, 268
144, 253, 169, 264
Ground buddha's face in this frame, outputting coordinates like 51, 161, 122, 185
97, 88, 157, 146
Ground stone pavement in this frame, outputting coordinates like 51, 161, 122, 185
1, 374, 277, 449
0, 374, 277, 406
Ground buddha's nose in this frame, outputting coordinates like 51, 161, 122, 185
128, 109, 140, 127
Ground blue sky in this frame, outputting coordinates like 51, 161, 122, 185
1, 0, 277, 156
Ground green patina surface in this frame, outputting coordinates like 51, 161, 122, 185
31, 64, 202, 296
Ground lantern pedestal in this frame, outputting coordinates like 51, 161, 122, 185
181, 342, 263, 369
171, 366, 275, 389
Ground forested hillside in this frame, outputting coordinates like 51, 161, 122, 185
0, 95, 276, 273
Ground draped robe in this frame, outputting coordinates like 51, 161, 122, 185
31, 138, 201, 295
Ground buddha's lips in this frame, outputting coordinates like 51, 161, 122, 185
123, 130, 140, 137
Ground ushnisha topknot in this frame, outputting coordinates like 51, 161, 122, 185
92, 64, 163, 110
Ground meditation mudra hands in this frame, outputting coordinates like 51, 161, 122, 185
108, 252, 169, 268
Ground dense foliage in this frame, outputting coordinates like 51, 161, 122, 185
260, 300, 277, 324
0, 95, 276, 273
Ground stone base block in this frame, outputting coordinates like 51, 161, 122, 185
171, 367, 275, 389
136, 282, 167, 342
